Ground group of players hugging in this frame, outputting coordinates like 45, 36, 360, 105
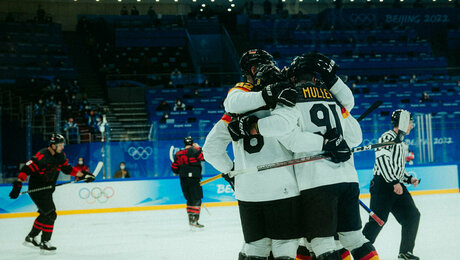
203, 49, 380, 260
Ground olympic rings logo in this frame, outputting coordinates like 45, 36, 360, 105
128, 146, 153, 160
79, 187, 115, 204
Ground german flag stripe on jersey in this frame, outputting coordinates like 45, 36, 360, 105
228, 82, 254, 93
341, 106, 350, 119
221, 113, 232, 124
341, 249, 351, 260
360, 250, 378, 260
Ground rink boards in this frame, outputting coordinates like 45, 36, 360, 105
0, 164, 458, 218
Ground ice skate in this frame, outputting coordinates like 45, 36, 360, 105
398, 252, 419, 260
39, 241, 57, 255
23, 235, 40, 248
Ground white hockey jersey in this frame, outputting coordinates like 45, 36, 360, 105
257, 78, 362, 191
202, 114, 234, 174
223, 83, 300, 202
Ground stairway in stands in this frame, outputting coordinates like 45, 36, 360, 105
106, 102, 150, 141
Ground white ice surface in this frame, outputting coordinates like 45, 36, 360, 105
1, 193, 459, 260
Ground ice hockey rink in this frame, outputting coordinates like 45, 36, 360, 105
0, 193, 458, 260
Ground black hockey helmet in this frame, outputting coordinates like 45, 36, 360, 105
253, 63, 285, 91
287, 53, 316, 80
49, 133, 66, 146
391, 109, 413, 127
239, 49, 274, 76
184, 136, 194, 146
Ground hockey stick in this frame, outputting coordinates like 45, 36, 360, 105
202, 203, 212, 216
356, 100, 383, 122
359, 200, 384, 226
20, 161, 103, 195
200, 141, 396, 186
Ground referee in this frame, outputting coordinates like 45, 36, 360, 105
362, 109, 420, 260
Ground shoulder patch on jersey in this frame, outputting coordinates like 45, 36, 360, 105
221, 113, 232, 124
228, 82, 254, 93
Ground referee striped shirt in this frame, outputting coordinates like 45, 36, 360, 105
373, 130, 412, 185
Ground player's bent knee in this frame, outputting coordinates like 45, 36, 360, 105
338, 230, 368, 251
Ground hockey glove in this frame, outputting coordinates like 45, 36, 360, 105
261, 82, 298, 109
228, 116, 259, 141
79, 171, 96, 183
9, 180, 22, 199
254, 63, 286, 91
323, 128, 351, 163
304, 53, 339, 89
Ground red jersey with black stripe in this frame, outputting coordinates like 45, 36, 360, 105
171, 146, 204, 178
18, 147, 79, 190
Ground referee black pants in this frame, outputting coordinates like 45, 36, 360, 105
362, 176, 420, 254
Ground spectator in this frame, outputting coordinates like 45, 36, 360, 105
406, 151, 415, 165
173, 98, 186, 111
156, 100, 171, 111
410, 74, 418, 83
200, 78, 210, 88
245, 0, 254, 15
70, 80, 80, 93
276, 0, 284, 15
63, 117, 79, 144
131, 6, 139, 16
114, 162, 130, 179
148, 6, 157, 17
36, 5, 46, 23
87, 110, 98, 130
74, 157, 89, 172
33, 99, 46, 117
160, 112, 170, 124
183, 89, 203, 99
120, 6, 129, 15
264, 0, 272, 15
419, 91, 432, 103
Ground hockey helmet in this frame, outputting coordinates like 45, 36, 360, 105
253, 63, 285, 91
184, 136, 194, 146
287, 53, 316, 80
49, 133, 66, 146
239, 49, 274, 76
391, 109, 413, 127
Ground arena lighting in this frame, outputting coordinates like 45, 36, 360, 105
193, 0, 196, 2
282, 0, 286, 2
200, 8, 203, 11
227, 8, 232, 11
231, 3, 235, 6
379, 0, 383, 2
350, 0, 354, 2
299, 0, 303, 2
202, 3, 206, 7
211, 0, 215, 2
229, 0, 233, 2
